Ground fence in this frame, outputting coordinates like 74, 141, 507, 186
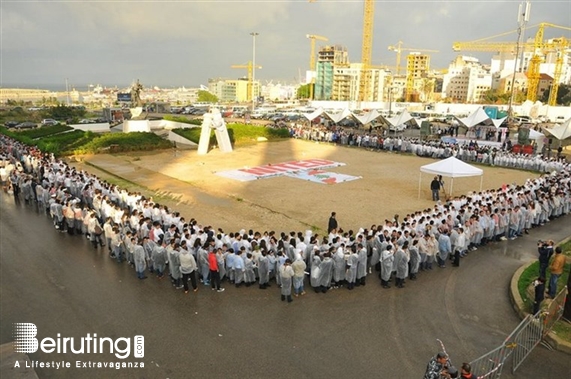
468, 286, 568, 379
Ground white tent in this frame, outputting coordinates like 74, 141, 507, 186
457, 107, 491, 128
418, 156, 483, 199
544, 118, 571, 140
386, 110, 414, 127
303, 107, 325, 122
491, 116, 507, 128
324, 108, 353, 124
354, 109, 382, 125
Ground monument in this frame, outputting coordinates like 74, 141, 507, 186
124, 79, 150, 133
197, 109, 233, 155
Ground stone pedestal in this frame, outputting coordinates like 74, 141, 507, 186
123, 119, 150, 133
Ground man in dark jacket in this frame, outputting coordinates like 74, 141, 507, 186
430, 176, 441, 201
328, 211, 338, 233
537, 240, 554, 278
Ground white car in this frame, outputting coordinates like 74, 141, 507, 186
41, 119, 59, 126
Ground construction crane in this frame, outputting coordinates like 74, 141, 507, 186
388, 41, 439, 76
231, 61, 262, 103
308, 0, 376, 104
306, 34, 328, 100
358, 0, 375, 104
452, 23, 571, 105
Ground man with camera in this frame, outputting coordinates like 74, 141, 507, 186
537, 240, 554, 279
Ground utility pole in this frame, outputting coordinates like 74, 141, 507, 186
508, 1, 531, 121
250, 32, 259, 111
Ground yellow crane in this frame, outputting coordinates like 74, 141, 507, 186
231, 62, 262, 103
388, 41, 439, 76
452, 23, 571, 105
359, 0, 375, 103
306, 34, 328, 100
309, 0, 376, 104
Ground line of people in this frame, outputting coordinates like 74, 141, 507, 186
289, 124, 567, 173
2, 133, 570, 303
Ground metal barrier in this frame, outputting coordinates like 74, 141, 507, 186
542, 286, 568, 339
511, 314, 544, 373
469, 343, 516, 379
469, 286, 568, 378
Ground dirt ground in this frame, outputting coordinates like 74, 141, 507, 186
78, 139, 540, 235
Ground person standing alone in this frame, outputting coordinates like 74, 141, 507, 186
430, 176, 441, 201
328, 212, 338, 233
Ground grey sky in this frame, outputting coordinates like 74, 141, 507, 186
1, 0, 570, 89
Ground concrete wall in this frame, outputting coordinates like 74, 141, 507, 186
167, 131, 197, 146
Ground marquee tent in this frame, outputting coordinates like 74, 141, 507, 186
324, 108, 353, 124
303, 107, 325, 122
491, 117, 507, 128
418, 156, 483, 199
385, 110, 414, 128
457, 107, 491, 128
354, 109, 382, 125
544, 118, 571, 140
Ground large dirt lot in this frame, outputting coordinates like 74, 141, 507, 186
80, 139, 540, 234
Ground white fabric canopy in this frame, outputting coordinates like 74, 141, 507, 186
303, 107, 325, 122
457, 107, 491, 128
418, 157, 483, 199
354, 109, 382, 125
491, 116, 507, 128
544, 118, 571, 140
325, 108, 353, 124
386, 110, 413, 127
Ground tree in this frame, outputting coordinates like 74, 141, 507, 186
540, 84, 571, 106
419, 78, 435, 103
297, 84, 310, 99
197, 90, 218, 103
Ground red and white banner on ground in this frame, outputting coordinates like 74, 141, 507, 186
216, 159, 360, 184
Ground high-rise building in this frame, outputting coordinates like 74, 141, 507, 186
208, 78, 260, 103
330, 63, 390, 103
315, 45, 348, 100
442, 55, 492, 103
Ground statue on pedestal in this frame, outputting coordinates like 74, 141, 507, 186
129, 79, 146, 120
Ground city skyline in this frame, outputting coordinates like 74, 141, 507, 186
2, 0, 570, 89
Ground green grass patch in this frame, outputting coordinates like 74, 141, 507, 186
552, 320, 571, 341
71, 132, 172, 155
1, 128, 172, 156
518, 261, 570, 311
560, 239, 571, 257
172, 123, 289, 147
20, 124, 73, 139
163, 115, 202, 125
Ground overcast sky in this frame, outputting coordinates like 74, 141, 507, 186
1, 0, 570, 90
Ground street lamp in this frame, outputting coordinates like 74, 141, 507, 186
250, 32, 259, 110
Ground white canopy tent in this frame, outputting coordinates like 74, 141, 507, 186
303, 107, 325, 122
324, 108, 353, 124
457, 107, 491, 128
418, 156, 483, 199
385, 110, 414, 128
544, 118, 571, 140
491, 116, 507, 128
354, 109, 382, 126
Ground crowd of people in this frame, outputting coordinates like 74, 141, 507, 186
289, 124, 567, 173
1, 132, 570, 305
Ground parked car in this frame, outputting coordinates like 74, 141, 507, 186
79, 119, 97, 124
41, 119, 59, 126
15, 121, 37, 130
4, 120, 20, 128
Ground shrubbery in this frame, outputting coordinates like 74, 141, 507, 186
172, 123, 289, 147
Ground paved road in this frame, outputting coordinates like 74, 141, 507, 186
1, 194, 570, 379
